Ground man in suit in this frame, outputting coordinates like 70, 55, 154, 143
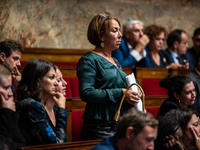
187, 52, 200, 113
0, 40, 23, 96
112, 19, 150, 67
164, 29, 189, 69
92, 108, 158, 150
185, 27, 200, 68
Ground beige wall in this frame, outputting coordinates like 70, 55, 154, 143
0, 0, 200, 49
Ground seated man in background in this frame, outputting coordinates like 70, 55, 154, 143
92, 108, 158, 150
185, 27, 200, 68
112, 19, 150, 67
0, 64, 25, 149
0, 40, 23, 96
164, 29, 189, 69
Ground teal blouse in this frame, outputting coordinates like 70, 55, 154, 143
77, 52, 133, 121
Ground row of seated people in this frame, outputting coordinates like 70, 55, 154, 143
2, 55, 197, 149
3, 60, 198, 149
111, 18, 200, 69
17, 108, 200, 150
1, 55, 199, 149
1, 14, 200, 150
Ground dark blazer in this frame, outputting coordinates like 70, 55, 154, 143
157, 98, 180, 116
185, 47, 197, 68
157, 96, 199, 117
92, 136, 119, 150
162, 48, 176, 64
163, 48, 187, 64
11, 84, 16, 98
145, 46, 171, 68
112, 37, 151, 67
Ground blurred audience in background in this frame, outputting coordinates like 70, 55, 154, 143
185, 27, 200, 68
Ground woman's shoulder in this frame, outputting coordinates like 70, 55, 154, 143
16, 98, 44, 111
78, 51, 109, 67
157, 98, 179, 116
80, 51, 95, 59
78, 52, 96, 64
161, 98, 179, 107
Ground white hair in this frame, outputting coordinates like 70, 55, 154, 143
123, 19, 143, 33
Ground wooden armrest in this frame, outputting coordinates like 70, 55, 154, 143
22, 139, 101, 150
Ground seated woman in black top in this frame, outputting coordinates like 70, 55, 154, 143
157, 74, 196, 116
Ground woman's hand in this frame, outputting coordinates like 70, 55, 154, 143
122, 88, 140, 105
137, 87, 143, 98
163, 135, 184, 150
190, 126, 200, 150
0, 95, 15, 111
52, 92, 66, 108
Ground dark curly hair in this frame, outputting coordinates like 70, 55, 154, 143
144, 25, 166, 41
160, 74, 192, 99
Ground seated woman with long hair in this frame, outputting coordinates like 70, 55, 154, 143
165, 108, 200, 150
16, 58, 68, 146
155, 116, 184, 150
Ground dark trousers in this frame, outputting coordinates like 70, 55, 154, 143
81, 119, 115, 140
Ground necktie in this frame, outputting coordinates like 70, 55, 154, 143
176, 56, 181, 64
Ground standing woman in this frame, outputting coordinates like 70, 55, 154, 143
77, 14, 140, 140
157, 74, 196, 116
16, 58, 68, 146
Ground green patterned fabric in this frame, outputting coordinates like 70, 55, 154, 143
16, 98, 68, 146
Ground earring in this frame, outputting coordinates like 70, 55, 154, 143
178, 99, 181, 106
101, 41, 104, 48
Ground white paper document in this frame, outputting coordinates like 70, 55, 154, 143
126, 73, 144, 112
